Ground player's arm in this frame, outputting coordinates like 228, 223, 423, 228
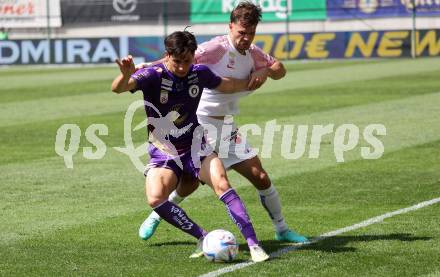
111, 55, 137, 93
247, 60, 286, 90
248, 44, 287, 90
135, 58, 165, 70
267, 60, 286, 80
215, 77, 250, 94
199, 64, 250, 94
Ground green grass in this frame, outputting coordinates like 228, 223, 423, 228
1, 58, 440, 276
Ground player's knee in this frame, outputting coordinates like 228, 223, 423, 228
257, 170, 268, 181
252, 169, 271, 189
213, 177, 231, 196
147, 197, 167, 208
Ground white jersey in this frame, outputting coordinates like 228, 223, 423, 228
195, 35, 276, 116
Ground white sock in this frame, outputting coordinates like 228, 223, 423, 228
169, 190, 185, 204
148, 190, 185, 221
258, 184, 289, 234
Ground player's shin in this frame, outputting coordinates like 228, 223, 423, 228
145, 190, 185, 222
258, 184, 288, 233
219, 188, 259, 247
153, 200, 207, 239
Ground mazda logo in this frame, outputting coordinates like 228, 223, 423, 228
113, 0, 137, 14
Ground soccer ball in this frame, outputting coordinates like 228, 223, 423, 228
202, 229, 239, 262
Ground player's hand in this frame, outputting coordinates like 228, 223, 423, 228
115, 55, 135, 76
247, 68, 268, 90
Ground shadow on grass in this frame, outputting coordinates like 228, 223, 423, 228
148, 240, 195, 247
147, 233, 431, 263
256, 233, 432, 255
148, 240, 249, 263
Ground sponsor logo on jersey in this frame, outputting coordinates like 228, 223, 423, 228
188, 85, 200, 98
170, 104, 188, 126
188, 72, 199, 85
235, 133, 242, 144
188, 77, 199, 85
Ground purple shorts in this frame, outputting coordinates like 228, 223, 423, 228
145, 143, 211, 181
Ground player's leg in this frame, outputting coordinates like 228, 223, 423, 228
139, 173, 199, 240
198, 153, 269, 262
176, 174, 200, 197
145, 167, 207, 243
231, 156, 308, 243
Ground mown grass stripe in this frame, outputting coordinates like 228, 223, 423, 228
2, 58, 439, 127
0, 92, 137, 127
245, 91, 440, 179
260, 57, 440, 94
0, 60, 365, 103
0, 67, 117, 92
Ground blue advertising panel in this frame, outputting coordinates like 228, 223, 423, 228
327, 0, 440, 19
1, 30, 440, 65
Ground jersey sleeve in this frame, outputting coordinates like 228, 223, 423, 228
249, 44, 276, 71
195, 64, 222, 89
130, 68, 157, 93
194, 36, 229, 65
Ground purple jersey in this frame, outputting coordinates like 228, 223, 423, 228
131, 63, 222, 154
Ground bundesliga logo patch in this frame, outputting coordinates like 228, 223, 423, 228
160, 90, 169, 104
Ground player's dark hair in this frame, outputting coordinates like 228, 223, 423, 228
230, 1, 262, 27
164, 31, 197, 56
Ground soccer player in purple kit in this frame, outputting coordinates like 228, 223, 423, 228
111, 31, 270, 262
139, 1, 308, 245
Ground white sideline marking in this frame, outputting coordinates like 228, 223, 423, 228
199, 197, 440, 277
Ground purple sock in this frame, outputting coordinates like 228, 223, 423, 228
153, 200, 207, 240
220, 189, 259, 246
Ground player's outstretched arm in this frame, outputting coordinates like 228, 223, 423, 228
215, 77, 251, 94
135, 58, 165, 70
111, 55, 137, 94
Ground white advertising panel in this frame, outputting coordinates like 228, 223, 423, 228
0, 0, 61, 28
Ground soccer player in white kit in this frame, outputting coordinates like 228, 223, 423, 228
139, 1, 308, 244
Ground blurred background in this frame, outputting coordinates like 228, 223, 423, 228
1, 0, 440, 65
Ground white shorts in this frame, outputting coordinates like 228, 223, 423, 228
197, 115, 257, 169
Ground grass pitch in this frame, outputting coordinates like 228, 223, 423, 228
1, 58, 440, 276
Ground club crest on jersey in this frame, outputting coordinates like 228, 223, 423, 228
227, 51, 236, 69
160, 90, 169, 104
188, 85, 200, 98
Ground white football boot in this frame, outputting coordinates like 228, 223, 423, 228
249, 245, 270, 262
